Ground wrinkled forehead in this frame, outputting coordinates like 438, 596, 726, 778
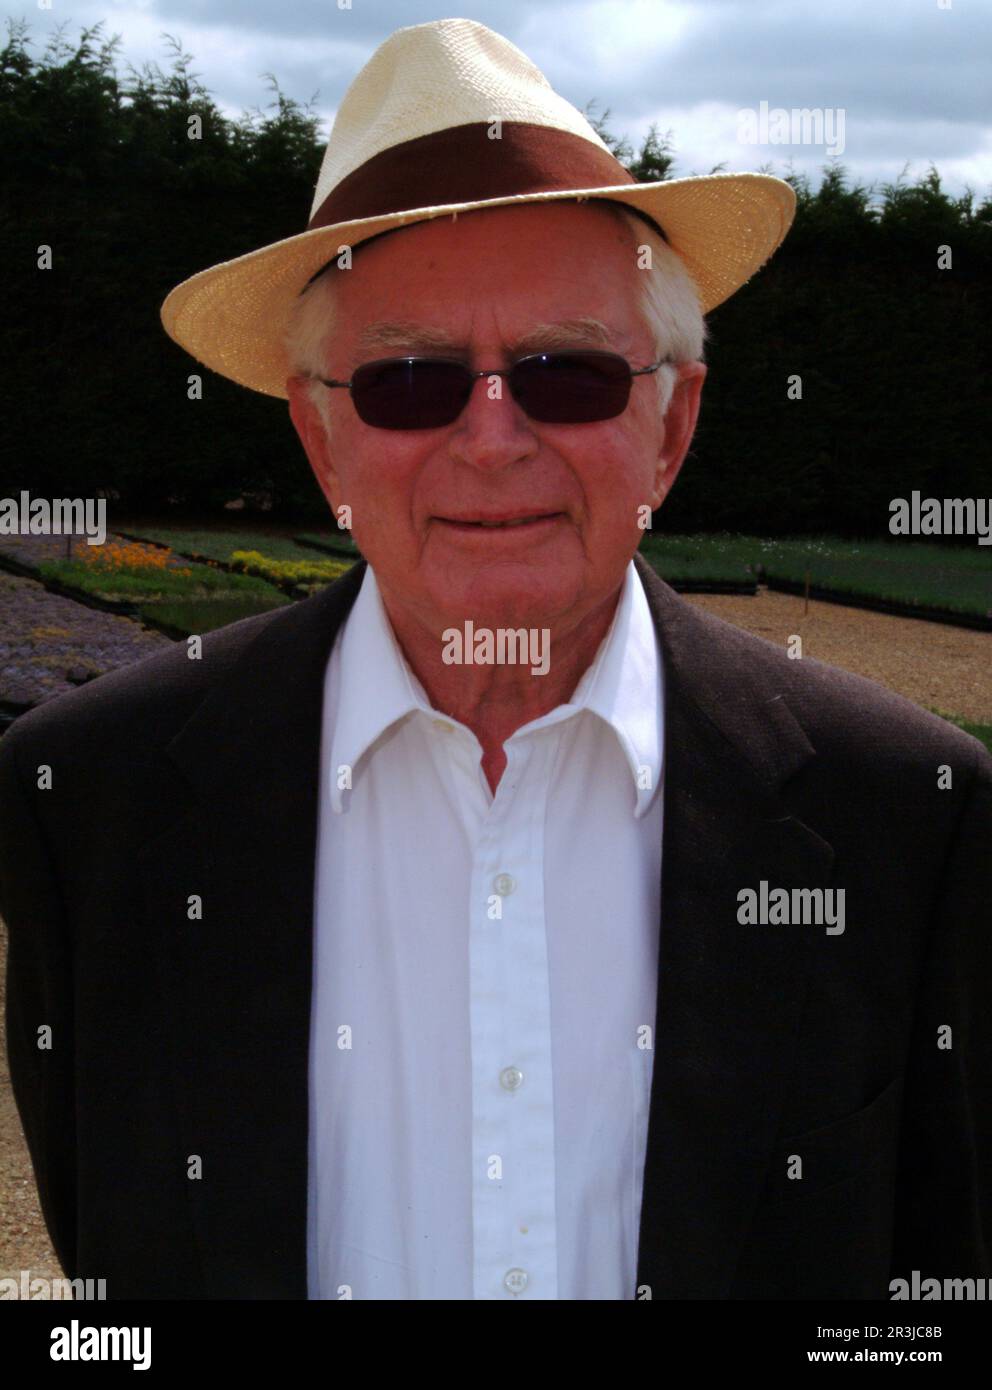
300, 197, 666, 295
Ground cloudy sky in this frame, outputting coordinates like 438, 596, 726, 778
7, 0, 991, 200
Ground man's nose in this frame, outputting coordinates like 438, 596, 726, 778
448, 369, 538, 468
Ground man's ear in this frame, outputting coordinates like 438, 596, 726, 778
287, 375, 339, 513
649, 360, 707, 509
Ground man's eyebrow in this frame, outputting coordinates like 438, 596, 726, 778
354, 316, 618, 357
355, 321, 461, 354
512, 318, 617, 353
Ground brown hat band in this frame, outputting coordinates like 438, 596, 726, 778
306, 121, 667, 242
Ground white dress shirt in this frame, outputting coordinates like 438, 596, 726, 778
306, 558, 664, 1299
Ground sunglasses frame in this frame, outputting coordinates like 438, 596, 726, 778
308, 350, 675, 429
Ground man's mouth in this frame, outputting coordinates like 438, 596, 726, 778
436, 512, 565, 530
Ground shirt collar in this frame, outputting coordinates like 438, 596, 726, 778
565, 557, 664, 818
326, 559, 663, 818
326, 562, 431, 813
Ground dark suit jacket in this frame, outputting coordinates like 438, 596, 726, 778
1, 552, 990, 1299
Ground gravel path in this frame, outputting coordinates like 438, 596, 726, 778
0, 917, 61, 1287
683, 589, 992, 723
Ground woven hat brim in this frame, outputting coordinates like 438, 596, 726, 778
160, 171, 795, 400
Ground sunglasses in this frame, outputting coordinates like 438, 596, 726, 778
310, 351, 673, 430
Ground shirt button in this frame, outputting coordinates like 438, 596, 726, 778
499, 1066, 524, 1091
493, 873, 516, 896
504, 1268, 529, 1295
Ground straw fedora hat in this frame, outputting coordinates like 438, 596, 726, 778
160, 16, 796, 401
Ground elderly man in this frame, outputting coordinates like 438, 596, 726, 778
1, 18, 989, 1302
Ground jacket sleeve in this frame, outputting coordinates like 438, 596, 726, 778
0, 723, 78, 1277
890, 742, 992, 1284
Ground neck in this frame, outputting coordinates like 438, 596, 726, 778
377, 580, 625, 794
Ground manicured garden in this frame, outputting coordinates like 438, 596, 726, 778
638, 533, 991, 621
116, 524, 991, 627
30, 538, 290, 637
122, 527, 357, 564
121, 524, 990, 613
228, 550, 353, 593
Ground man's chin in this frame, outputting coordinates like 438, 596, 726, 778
425, 567, 577, 634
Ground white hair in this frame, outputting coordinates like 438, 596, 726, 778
284, 200, 707, 436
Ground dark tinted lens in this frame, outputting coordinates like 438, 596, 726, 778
510, 352, 632, 423
350, 358, 470, 430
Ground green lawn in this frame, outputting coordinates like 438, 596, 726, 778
122, 527, 338, 565
148, 594, 290, 635
37, 555, 289, 636
639, 533, 992, 618
636, 532, 755, 584
294, 531, 361, 558
38, 557, 278, 602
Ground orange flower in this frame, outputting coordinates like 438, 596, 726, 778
81, 541, 175, 573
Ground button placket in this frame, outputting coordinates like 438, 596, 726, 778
469, 734, 559, 1298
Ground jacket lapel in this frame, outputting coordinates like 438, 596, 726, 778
632, 552, 834, 1298
141, 558, 368, 1297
